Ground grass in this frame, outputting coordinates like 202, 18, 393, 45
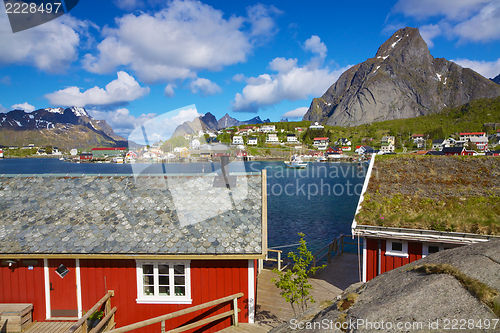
411, 264, 500, 317
356, 155, 500, 235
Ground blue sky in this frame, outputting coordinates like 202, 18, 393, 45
1, 0, 499, 138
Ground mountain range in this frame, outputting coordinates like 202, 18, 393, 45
492, 74, 500, 84
170, 112, 270, 139
303, 27, 500, 127
0, 107, 127, 149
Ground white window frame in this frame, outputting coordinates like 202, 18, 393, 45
385, 240, 409, 258
422, 243, 457, 258
136, 260, 192, 304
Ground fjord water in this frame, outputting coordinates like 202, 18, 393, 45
0, 159, 365, 253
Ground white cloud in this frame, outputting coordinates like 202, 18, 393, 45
83, 0, 279, 84
11, 102, 35, 112
281, 107, 309, 119
419, 24, 442, 48
189, 78, 222, 96
392, 0, 490, 21
232, 36, 351, 112
0, 12, 93, 73
127, 106, 202, 143
45, 71, 150, 107
164, 84, 176, 97
391, 0, 500, 43
89, 108, 157, 138
451, 58, 500, 78
453, 2, 500, 42
232, 74, 246, 82
247, 3, 282, 38
304, 35, 327, 60
269, 58, 298, 73
0, 103, 8, 113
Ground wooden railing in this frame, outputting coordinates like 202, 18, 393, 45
106, 292, 243, 333
312, 235, 361, 267
66, 290, 115, 333
258, 249, 286, 273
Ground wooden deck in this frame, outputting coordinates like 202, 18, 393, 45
253, 253, 361, 330
23, 321, 82, 333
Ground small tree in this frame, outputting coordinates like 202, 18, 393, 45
271, 233, 326, 317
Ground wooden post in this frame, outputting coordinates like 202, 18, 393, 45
82, 320, 88, 333
232, 298, 239, 327
277, 251, 281, 271
341, 236, 344, 253
161, 320, 165, 333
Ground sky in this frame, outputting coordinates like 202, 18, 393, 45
0, 0, 499, 140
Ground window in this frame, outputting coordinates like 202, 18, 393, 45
136, 260, 191, 304
422, 243, 458, 258
385, 240, 408, 258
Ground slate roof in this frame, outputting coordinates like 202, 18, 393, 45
0, 174, 263, 256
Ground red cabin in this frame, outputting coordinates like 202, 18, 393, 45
0, 173, 267, 332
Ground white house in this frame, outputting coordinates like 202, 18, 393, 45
260, 125, 276, 133
70, 148, 78, 156
232, 136, 244, 145
247, 137, 258, 145
309, 122, 324, 129
313, 137, 329, 150
380, 143, 395, 153
469, 136, 488, 151
460, 132, 486, 141
190, 139, 201, 148
287, 134, 298, 143
266, 134, 279, 143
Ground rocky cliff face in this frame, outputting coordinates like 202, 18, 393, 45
303, 27, 500, 126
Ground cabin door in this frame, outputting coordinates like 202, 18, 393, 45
48, 259, 78, 318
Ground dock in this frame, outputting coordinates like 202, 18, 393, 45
220, 252, 361, 332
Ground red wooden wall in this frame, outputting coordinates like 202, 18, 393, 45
79, 259, 249, 333
0, 260, 46, 322
0, 259, 251, 333
365, 238, 423, 281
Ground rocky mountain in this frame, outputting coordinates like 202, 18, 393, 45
492, 74, 500, 84
171, 113, 270, 139
303, 27, 500, 127
0, 107, 127, 149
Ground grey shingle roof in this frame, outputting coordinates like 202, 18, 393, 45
0, 174, 263, 256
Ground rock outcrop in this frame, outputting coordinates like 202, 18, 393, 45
270, 239, 500, 333
303, 27, 500, 126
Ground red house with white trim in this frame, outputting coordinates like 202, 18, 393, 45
0, 172, 267, 332
352, 156, 499, 282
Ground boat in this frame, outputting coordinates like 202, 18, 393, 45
284, 155, 307, 169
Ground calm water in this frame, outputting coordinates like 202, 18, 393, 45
0, 158, 365, 254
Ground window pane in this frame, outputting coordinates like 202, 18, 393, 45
391, 242, 403, 252
159, 286, 170, 296
143, 275, 154, 285
159, 275, 169, 285
142, 264, 153, 274
175, 286, 185, 296
143, 286, 154, 296
158, 264, 169, 275
428, 246, 440, 253
174, 276, 185, 286
174, 265, 185, 275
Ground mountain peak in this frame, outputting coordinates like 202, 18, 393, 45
375, 27, 431, 65
303, 27, 500, 127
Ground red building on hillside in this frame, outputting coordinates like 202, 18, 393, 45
0, 173, 267, 332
